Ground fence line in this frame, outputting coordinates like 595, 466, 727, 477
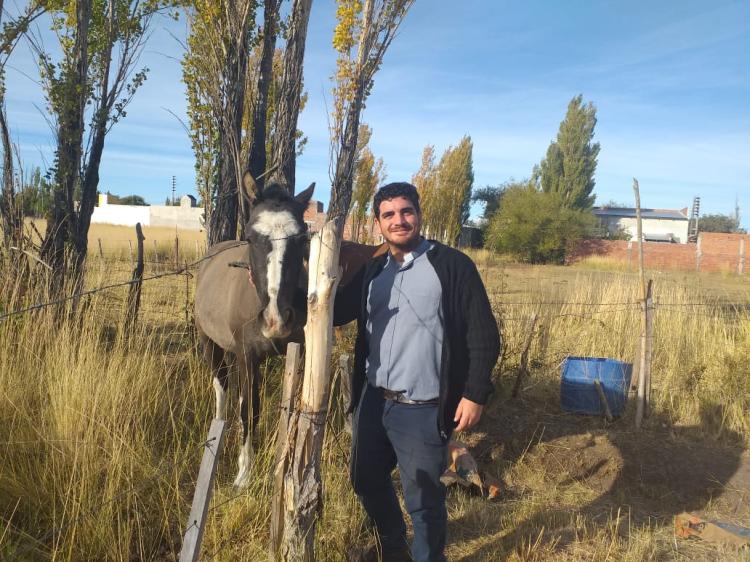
0, 242, 252, 322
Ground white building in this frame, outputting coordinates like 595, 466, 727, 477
594, 207, 690, 243
92, 193, 204, 231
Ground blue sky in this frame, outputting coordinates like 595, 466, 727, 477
5, 0, 749, 227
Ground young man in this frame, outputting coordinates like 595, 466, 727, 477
335, 182, 501, 562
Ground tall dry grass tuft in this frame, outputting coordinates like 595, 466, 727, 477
0, 262, 209, 560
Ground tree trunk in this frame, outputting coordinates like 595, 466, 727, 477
269, 0, 312, 193
209, 1, 252, 245
41, 0, 92, 295
0, 101, 21, 255
73, 0, 114, 281
241, 0, 282, 235
247, 0, 281, 184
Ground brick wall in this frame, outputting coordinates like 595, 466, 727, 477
570, 232, 748, 274
303, 201, 382, 243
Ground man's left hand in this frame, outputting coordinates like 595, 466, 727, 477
453, 398, 484, 432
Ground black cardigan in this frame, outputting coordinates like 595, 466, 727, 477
334, 241, 501, 437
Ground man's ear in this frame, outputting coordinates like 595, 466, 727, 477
295, 182, 315, 208
242, 171, 261, 207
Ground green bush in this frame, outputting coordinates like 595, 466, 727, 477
486, 185, 594, 263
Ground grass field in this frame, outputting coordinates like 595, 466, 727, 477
1, 227, 749, 560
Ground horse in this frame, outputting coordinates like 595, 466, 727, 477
195, 171, 384, 487
195, 172, 314, 487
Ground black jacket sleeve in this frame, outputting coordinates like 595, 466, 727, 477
459, 257, 501, 404
333, 264, 365, 326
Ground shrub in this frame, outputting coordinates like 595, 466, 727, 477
485, 184, 594, 263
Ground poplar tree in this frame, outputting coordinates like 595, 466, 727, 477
349, 123, 385, 242
436, 134, 473, 244
539, 94, 600, 210
416, 135, 474, 245
411, 144, 437, 237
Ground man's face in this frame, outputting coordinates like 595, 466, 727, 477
375, 196, 422, 249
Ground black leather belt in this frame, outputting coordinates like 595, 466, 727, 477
380, 388, 438, 405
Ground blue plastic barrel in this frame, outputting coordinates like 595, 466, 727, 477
560, 357, 633, 417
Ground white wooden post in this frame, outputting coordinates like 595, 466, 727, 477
279, 220, 341, 561
270, 342, 303, 559
179, 419, 227, 562
633, 178, 648, 429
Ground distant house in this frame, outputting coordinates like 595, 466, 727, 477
594, 207, 690, 243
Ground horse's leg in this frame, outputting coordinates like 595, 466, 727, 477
251, 357, 263, 444
199, 329, 229, 421
233, 352, 257, 488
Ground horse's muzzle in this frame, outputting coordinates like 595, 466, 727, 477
261, 306, 294, 339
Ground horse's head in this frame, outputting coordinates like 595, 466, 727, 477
242, 172, 314, 340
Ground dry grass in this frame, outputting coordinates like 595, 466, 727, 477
25, 219, 207, 265
1, 246, 749, 560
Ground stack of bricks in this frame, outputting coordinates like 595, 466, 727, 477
570, 232, 748, 275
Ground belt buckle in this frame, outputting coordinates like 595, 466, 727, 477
382, 388, 403, 402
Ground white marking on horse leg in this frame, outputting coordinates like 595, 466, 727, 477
233, 432, 254, 488
213, 376, 227, 420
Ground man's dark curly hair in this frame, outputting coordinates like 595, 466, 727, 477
373, 182, 421, 218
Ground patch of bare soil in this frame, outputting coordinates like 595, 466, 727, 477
457, 387, 750, 560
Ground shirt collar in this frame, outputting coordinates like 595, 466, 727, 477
386, 237, 430, 270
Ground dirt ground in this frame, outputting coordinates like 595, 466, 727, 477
450, 382, 750, 561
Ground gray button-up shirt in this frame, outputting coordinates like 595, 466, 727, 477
365, 238, 443, 401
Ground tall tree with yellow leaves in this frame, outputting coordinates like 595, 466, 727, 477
349, 123, 385, 242
412, 144, 438, 237
415, 136, 474, 245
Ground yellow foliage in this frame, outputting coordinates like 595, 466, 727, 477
332, 0, 363, 54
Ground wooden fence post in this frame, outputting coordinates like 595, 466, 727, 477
635, 279, 654, 429
98, 238, 104, 261
279, 220, 340, 562
633, 179, 654, 428
179, 419, 227, 562
124, 223, 145, 332
594, 380, 613, 422
512, 313, 538, 398
175, 234, 180, 270
270, 343, 303, 560
643, 280, 654, 414
184, 260, 190, 327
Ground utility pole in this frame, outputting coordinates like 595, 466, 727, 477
172, 175, 177, 206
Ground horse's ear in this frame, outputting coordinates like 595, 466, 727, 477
242, 171, 261, 207
295, 182, 315, 208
